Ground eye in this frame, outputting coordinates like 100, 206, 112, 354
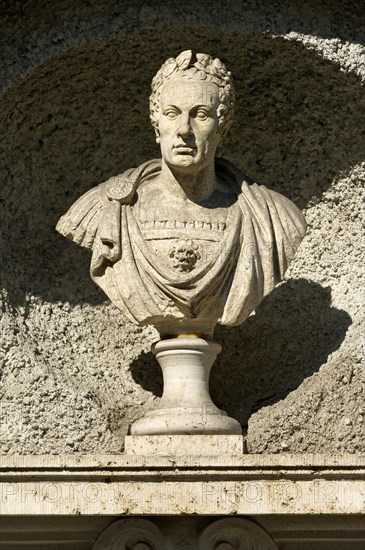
194, 108, 209, 121
163, 109, 179, 119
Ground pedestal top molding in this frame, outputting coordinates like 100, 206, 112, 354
1, 454, 363, 516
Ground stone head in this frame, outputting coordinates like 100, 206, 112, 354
149, 50, 235, 147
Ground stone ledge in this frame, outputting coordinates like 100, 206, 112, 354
1, 453, 363, 469
0, 454, 363, 516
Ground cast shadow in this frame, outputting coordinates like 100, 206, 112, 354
130, 279, 351, 426
211, 278, 351, 426
130, 350, 163, 399
1, 28, 364, 308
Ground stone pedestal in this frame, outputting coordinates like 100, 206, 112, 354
130, 338, 242, 436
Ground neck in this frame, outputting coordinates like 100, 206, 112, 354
160, 160, 218, 203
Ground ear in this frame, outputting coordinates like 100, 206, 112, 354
216, 104, 227, 142
155, 128, 160, 144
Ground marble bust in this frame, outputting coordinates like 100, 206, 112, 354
57, 51, 307, 436
56, 50, 306, 339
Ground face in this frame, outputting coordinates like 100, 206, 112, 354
157, 79, 221, 173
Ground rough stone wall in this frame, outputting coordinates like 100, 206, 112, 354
0, 0, 364, 454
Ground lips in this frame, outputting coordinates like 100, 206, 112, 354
174, 145, 196, 154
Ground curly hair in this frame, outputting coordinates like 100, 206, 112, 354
150, 50, 235, 142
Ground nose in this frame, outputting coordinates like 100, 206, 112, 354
177, 114, 192, 139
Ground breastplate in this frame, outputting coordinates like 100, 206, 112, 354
138, 210, 234, 274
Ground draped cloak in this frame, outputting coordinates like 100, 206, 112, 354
56, 158, 306, 336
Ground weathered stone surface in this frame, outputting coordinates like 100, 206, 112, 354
0, 0, 364, 453
125, 434, 245, 455
0, 454, 363, 515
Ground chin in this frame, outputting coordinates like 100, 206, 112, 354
169, 156, 198, 169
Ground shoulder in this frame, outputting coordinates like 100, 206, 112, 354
264, 187, 307, 232
254, 183, 307, 239
237, 179, 307, 239
100, 158, 162, 201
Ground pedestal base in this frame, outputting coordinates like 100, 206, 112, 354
130, 338, 242, 436
130, 406, 242, 435
125, 434, 245, 455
